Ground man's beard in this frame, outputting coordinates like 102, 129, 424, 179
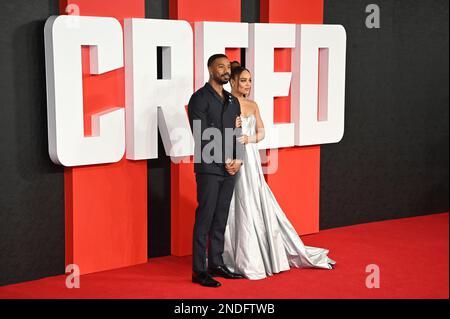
214, 74, 230, 85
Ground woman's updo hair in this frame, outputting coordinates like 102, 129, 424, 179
230, 65, 251, 97
230, 65, 250, 82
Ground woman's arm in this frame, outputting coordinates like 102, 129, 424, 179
246, 102, 265, 143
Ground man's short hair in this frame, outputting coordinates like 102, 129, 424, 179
207, 53, 229, 67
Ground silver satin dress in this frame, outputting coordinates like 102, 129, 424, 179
223, 114, 336, 280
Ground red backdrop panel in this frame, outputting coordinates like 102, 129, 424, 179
261, 0, 323, 235
60, 0, 147, 274
170, 0, 241, 256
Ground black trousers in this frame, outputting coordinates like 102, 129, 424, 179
192, 173, 236, 273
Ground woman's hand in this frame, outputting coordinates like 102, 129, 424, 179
235, 116, 242, 128
225, 159, 243, 175
237, 134, 249, 144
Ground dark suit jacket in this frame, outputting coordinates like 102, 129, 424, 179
188, 82, 244, 176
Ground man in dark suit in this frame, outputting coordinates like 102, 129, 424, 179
188, 54, 245, 287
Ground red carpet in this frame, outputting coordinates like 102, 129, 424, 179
0, 213, 448, 299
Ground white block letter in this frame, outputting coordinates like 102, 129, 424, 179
194, 21, 248, 91
44, 15, 125, 166
124, 18, 194, 160
291, 24, 346, 146
246, 23, 296, 149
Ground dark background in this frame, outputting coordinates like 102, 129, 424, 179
321, 0, 449, 228
0, 0, 64, 287
0, 0, 448, 286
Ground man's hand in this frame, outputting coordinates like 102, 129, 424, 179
225, 159, 243, 175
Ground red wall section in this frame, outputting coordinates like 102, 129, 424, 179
260, 0, 324, 24
60, 0, 147, 274
261, 0, 324, 235
170, 0, 241, 256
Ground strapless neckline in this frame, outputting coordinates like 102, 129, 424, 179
241, 113, 256, 119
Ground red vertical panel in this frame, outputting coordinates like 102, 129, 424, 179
60, 0, 147, 274
170, 0, 241, 256
261, 0, 324, 235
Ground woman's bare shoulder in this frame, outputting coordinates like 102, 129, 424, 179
240, 98, 257, 108
238, 97, 260, 117
248, 99, 259, 113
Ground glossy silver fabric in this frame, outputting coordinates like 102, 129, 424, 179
223, 114, 336, 280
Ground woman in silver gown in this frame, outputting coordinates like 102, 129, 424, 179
223, 66, 336, 280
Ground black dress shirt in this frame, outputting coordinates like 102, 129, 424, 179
188, 82, 244, 176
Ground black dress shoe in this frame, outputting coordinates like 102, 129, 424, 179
208, 265, 245, 279
192, 272, 222, 287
